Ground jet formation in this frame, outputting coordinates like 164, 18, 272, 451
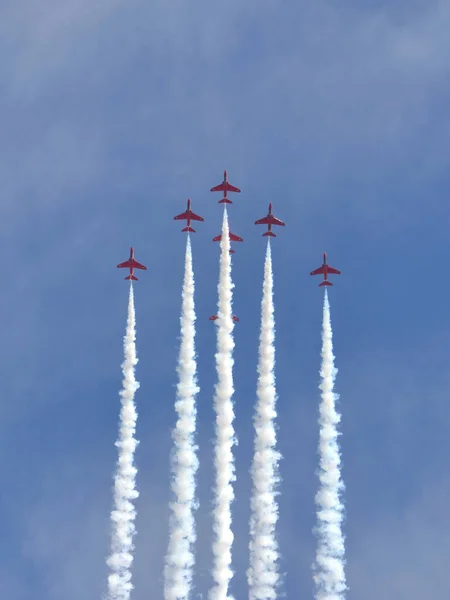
117, 171, 341, 297
209, 171, 242, 320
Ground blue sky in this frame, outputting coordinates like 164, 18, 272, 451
2, 0, 450, 598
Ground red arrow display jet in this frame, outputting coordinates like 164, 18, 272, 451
173, 198, 204, 232
310, 252, 341, 286
212, 230, 243, 254
210, 170, 241, 204
117, 247, 147, 281
209, 314, 239, 323
254, 203, 285, 237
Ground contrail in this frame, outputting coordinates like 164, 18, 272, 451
313, 290, 346, 600
248, 240, 281, 600
107, 284, 140, 600
164, 236, 200, 600
209, 208, 237, 600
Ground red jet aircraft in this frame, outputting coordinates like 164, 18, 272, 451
212, 230, 243, 254
254, 203, 285, 237
173, 198, 204, 232
310, 252, 341, 286
209, 314, 239, 323
117, 247, 147, 281
210, 170, 241, 204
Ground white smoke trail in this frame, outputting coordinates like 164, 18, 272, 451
313, 290, 346, 600
164, 236, 200, 600
107, 284, 140, 600
247, 240, 280, 600
248, 240, 281, 600
209, 208, 236, 600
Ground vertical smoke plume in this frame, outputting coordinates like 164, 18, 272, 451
164, 236, 200, 600
209, 208, 237, 600
107, 284, 140, 600
248, 240, 281, 600
313, 290, 346, 599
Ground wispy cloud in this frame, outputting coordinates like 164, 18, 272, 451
4, 1, 450, 191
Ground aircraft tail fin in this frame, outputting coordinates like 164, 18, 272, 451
182, 226, 195, 232
219, 198, 233, 204
263, 231, 276, 237
319, 280, 332, 287
125, 275, 138, 281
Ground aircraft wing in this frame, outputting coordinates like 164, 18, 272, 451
131, 259, 147, 271
255, 215, 285, 226
229, 232, 243, 242
327, 266, 341, 275
174, 211, 189, 221
210, 183, 225, 192
310, 266, 325, 276
117, 260, 132, 269
210, 314, 239, 322
212, 234, 221, 242
254, 216, 271, 225
190, 211, 204, 222
210, 182, 241, 193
